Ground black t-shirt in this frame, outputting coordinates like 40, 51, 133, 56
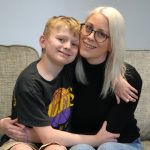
12, 60, 75, 129
1, 60, 75, 147
71, 58, 142, 143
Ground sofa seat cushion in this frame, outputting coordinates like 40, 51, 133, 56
141, 141, 150, 150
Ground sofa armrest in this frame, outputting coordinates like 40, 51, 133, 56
0, 45, 39, 135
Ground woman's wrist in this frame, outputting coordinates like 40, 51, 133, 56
0, 118, 4, 134
0, 117, 11, 134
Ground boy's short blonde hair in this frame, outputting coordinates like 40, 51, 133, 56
43, 16, 80, 38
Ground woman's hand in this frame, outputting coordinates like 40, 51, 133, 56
0, 117, 27, 142
0, 117, 40, 143
114, 75, 138, 104
95, 121, 120, 145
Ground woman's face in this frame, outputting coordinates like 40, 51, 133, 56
80, 13, 111, 64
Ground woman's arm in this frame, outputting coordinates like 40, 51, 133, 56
107, 64, 142, 138
1, 118, 119, 147
0, 117, 27, 141
0, 117, 40, 143
33, 121, 119, 147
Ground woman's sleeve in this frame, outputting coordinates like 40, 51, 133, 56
106, 63, 142, 133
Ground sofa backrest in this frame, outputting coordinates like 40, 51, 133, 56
125, 50, 150, 141
0, 45, 39, 122
0, 46, 149, 140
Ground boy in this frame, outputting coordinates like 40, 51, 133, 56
0, 16, 80, 150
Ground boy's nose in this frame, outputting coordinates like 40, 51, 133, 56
64, 41, 71, 49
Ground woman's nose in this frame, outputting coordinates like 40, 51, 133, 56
87, 31, 95, 41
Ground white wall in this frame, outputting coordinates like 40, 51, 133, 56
0, 0, 150, 55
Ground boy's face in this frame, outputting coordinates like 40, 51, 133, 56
40, 25, 79, 66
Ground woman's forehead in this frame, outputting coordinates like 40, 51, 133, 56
86, 14, 109, 31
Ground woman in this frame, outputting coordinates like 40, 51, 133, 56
70, 6, 144, 150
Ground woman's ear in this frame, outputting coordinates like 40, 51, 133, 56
108, 49, 112, 52
108, 41, 112, 52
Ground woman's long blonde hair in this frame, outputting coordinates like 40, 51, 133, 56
75, 7, 126, 98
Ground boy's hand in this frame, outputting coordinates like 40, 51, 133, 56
114, 75, 138, 104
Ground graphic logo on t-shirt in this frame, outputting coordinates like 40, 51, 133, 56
48, 87, 74, 130
12, 96, 16, 107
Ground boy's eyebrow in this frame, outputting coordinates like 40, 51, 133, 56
72, 40, 79, 43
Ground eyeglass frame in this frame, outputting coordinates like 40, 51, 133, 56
80, 23, 110, 43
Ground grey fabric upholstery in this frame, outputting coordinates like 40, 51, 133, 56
125, 50, 150, 150
0, 46, 149, 149
0, 45, 39, 121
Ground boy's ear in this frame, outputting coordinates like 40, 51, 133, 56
39, 35, 46, 48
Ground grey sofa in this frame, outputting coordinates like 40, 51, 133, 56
0, 45, 150, 150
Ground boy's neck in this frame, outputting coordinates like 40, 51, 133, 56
37, 58, 64, 81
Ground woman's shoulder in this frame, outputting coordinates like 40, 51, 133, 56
125, 63, 141, 77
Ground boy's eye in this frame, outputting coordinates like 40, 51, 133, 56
71, 42, 79, 48
58, 38, 66, 43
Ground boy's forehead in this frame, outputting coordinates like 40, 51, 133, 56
51, 25, 71, 34
55, 24, 69, 30
48, 21, 79, 38
52, 26, 79, 41
53, 25, 78, 36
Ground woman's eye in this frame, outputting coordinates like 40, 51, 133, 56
86, 25, 93, 33
97, 31, 106, 38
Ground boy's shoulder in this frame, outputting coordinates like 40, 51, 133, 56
17, 60, 39, 83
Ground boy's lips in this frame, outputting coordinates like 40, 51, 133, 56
58, 50, 71, 56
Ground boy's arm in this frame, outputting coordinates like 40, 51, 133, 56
114, 75, 138, 104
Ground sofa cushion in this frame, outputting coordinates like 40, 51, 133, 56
125, 50, 150, 141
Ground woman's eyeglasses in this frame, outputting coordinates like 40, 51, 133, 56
80, 23, 110, 43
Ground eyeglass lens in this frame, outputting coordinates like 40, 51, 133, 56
81, 24, 109, 43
